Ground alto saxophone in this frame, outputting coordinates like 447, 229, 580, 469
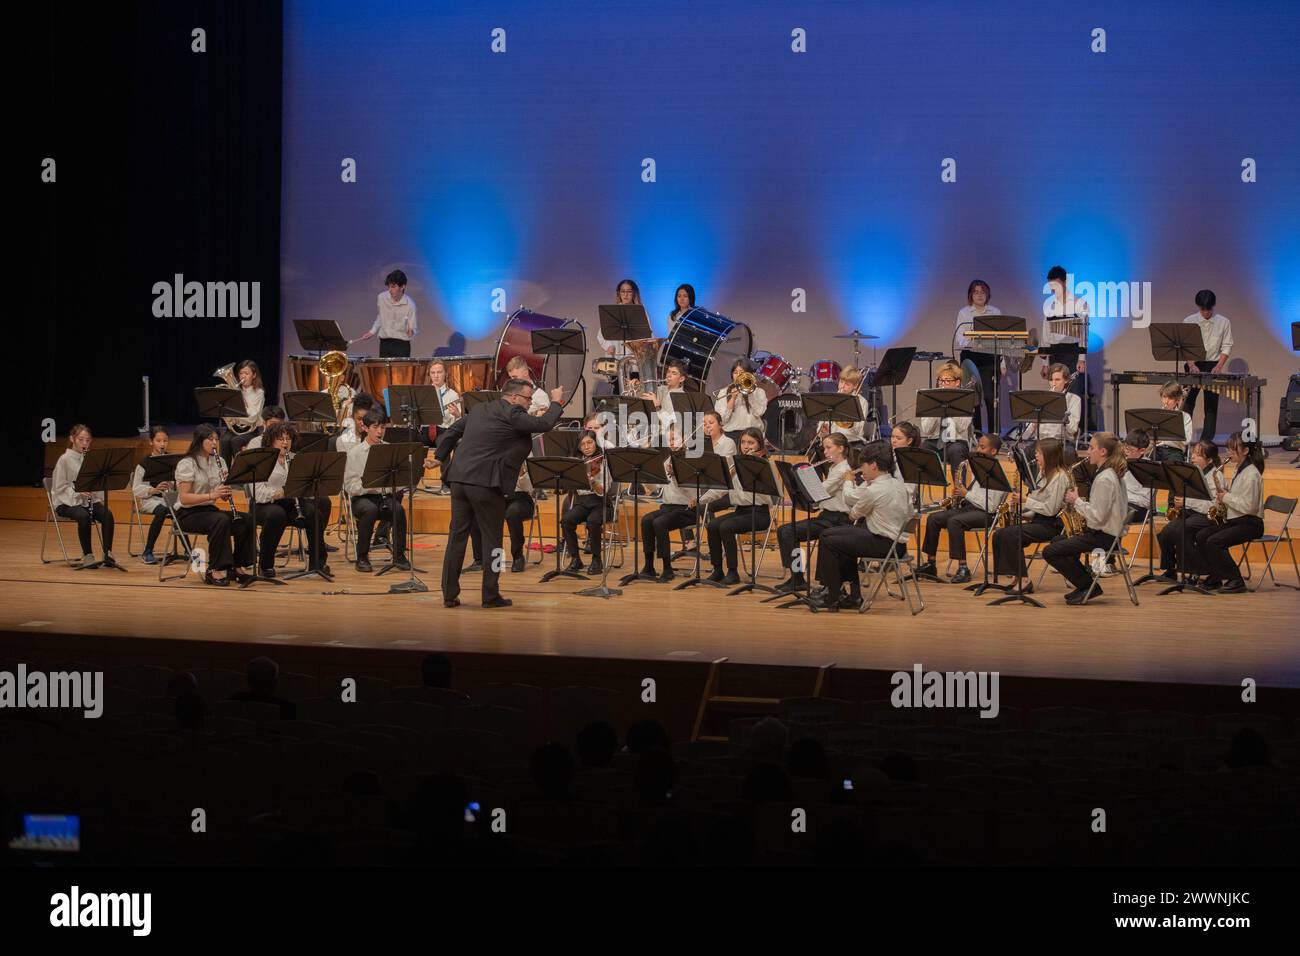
1061, 461, 1087, 537
1207, 468, 1227, 524
939, 461, 968, 511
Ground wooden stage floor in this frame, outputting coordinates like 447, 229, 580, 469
2, 519, 1297, 689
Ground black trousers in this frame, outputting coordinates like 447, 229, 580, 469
379, 337, 412, 357
177, 505, 255, 571
443, 482, 507, 603
682, 498, 729, 543
816, 525, 904, 598
1043, 529, 1116, 592
1158, 512, 1213, 573
642, 503, 697, 564
220, 428, 259, 466
922, 502, 990, 561
708, 505, 770, 572
922, 438, 970, 473
1153, 444, 1186, 464
777, 511, 850, 571
470, 491, 534, 563
562, 496, 606, 563
992, 514, 1063, 578
351, 493, 407, 561
1195, 515, 1263, 584
1182, 359, 1219, 441
55, 502, 114, 554
143, 506, 169, 552
257, 498, 331, 570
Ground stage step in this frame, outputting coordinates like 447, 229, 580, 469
692, 659, 836, 742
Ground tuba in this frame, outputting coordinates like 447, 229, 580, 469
214, 363, 255, 435
620, 337, 665, 395
319, 350, 350, 433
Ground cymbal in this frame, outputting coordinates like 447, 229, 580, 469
833, 331, 880, 340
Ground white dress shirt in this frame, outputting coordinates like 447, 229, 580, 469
1222, 462, 1264, 520
847, 472, 912, 542
955, 304, 1003, 352
1182, 312, 1233, 361
344, 441, 389, 496
1155, 410, 1194, 451
1024, 470, 1069, 518
963, 477, 1006, 514
700, 456, 777, 509
1024, 390, 1081, 443
230, 386, 265, 430
132, 462, 168, 514
654, 384, 686, 433
1076, 467, 1126, 538
336, 420, 362, 451
1183, 465, 1225, 515
707, 434, 737, 458
175, 454, 225, 510
596, 329, 631, 359
715, 387, 768, 433
1042, 293, 1089, 346
52, 449, 103, 508
828, 395, 872, 443
1122, 468, 1149, 509
253, 455, 290, 504
370, 291, 417, 341
918, 413, 974, 445
819, 460, 852, 513
529, 384, 552, 415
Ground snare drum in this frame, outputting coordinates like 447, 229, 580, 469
755, 354, 794, 400
809, 359, 842, 393
660, 308, 753, 395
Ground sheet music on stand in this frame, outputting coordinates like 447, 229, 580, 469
792, 461, 832, 506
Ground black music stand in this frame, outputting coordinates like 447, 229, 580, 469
726, 455, 782, 596
293, 319, 348, 356
873, 347, 917, 431
916, 387, 978, 468
282, 451, 346, 583
296, 431, 330, 454
360, 442, 427, 590
461, 390, 503, 414
389, 384, 444, 497
963, 451, 1014, 595
70, 446, 135, 571
1149, 323, 1206, 376
767, 459, 832, 611
1010, 389, 1067, 451
969, 315, 1029, 434
669, 451, 731, 591
668, 390, 714, 440
227, 447, 285, 588
802, 393, 863, 441
598, 304, 653, 350
1125, 458, 1172, 587
528, 457, 593, 584
1158, 461, 1215, 597
532, 327, 585, 414
607, 448, 669, 587
283, 391, 337, 433
132, 452, 182, 559
894, 447, 947, 581
194, 386, 247, 441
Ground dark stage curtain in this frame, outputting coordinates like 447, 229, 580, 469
11, 1, 281, 485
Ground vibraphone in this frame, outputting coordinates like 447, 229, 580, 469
1110, 370, 1266, 432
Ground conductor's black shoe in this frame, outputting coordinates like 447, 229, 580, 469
706, 568, 726, 583
511, 557, 526, 573
719, 571, 741, 587
444, 598, 461, 608
393, 558, 412, 571
356, 559, 373, 573
465, 561, 483, 572
657, 568, 676, 583
950, 567, 972, 584
483, 597, 513, 608
1217, 579, 1247, 594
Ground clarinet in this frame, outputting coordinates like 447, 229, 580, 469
285, 450, 304, 521
212, 450, 242, 521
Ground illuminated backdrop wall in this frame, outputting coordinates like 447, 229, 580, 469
283, 0, 1299, 431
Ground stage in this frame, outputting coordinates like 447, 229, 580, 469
3, 517, 1297, 691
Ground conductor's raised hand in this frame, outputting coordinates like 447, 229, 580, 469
549, 386, 566, 404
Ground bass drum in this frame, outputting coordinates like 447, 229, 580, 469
659, 308, 753, 396
493, 308, 585, 407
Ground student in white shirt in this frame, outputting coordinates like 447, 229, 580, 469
355, 269, 417, 357
1119, 429, 1153, 526
560, 431, 612, 576
992, 437, 1070, 586
1023, 363, 1081, 452
1152, 382, 1194, 463
52, 424, 117, 567
243, 406, 286, 451
813, 440, 912, 611
1181, 289, 1234, 442
678, 410, 736, 553
335, 393, 375, 453
173, 424, 257, 586
133, 425, 174, 565
504, 355, 551, 415
715, 358, 768, 442
220, 360, 267, 463
1043, 432, 1130, 603
638, 426, 704, 583
955, 278, 1003, 432
700, 428, 773, 586
774, 434, 856, 593
814, 366, 875, 447
343, 409, 411, 572
1194, 432, 1265, 593
1157, 439, 1223, 581
890, 420, 923, 507
916, 432, 1007, 584
1040, 264, 1090, 382
251, 422, 332, 575
418, 360, 462, 495
642, 359, 689, 434
596, 278, 643, 361
918, 362, 975, 471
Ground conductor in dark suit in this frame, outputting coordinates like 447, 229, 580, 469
436, 378, 565, 607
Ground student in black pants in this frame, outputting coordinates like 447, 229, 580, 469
774, 434, 856, 593
702, 429, 773, 586
561, 432, 611, 576
991, 438, 1069, 590
1195, 432, 1265, 594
